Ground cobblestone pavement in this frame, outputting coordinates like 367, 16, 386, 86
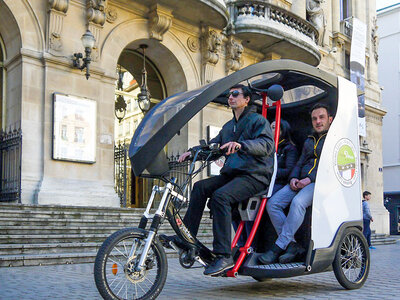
0, 242, 399, 300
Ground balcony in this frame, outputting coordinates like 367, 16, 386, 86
226, 0, 321, 66
117, 0, 229, 29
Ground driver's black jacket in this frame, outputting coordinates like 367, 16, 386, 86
193, 106, 275, 185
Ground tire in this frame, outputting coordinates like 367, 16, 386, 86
332, 228, 370, 290
94, 228, 168, 300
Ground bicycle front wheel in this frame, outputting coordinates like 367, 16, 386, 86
94, 228, 168, 300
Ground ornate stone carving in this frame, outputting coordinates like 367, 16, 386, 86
105, 6, 117, 23
201, 29, 222, 65
148, 4, 173, 41
306, 0, 326, 46
47, 0, 69, 52
187, 36, 200, 52
88, 23, 102, 62
226, 36, 243, 73
49, 0, 69, 13
371, 17, 379, 63
87, 0, 107, 26
200, 27, 222, 84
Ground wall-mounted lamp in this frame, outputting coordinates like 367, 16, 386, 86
114, 65, 127, 122
72, 30, 96, 80
137, 44, 151, 112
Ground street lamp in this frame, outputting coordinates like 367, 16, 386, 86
137, 44, 151, 112
115, 66, 127, 122
72, 30, 96, 80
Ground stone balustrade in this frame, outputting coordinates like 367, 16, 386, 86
231, 0, 319, 43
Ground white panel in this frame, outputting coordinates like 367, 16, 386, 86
311, 76, 362, 249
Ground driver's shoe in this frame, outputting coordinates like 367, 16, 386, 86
159, 235, 185, 250
258, 244, 284, 265
278, 242, 305, 264
203, 255, 234, 276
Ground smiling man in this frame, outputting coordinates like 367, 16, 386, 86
259, 103, 333, 265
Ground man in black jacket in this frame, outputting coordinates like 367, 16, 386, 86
176, 84, 275, 276
259, 103, 333, 265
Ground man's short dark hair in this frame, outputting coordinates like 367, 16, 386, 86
363, 191, 371, 198
310, 103, 331, 116
231, 84, 252, 99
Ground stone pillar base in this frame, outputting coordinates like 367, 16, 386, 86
35, 177, 120, 207
371, 206, 390, 235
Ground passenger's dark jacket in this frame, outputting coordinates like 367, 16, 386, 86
275, 139, 298, 186
206, 106, 275, 185
289, 132, 327, 182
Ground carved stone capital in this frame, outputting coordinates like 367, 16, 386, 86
226, 36, 243, 73
87, 0, 107, 26
187, 36, 200, 52
148, 4, 173, 41
49, 0, 69, 13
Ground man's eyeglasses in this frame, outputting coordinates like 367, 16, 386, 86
227, 90, 243, 98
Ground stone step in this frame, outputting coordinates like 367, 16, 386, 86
371, 237, 399, 246
0, 216, 212, 227
0, 231, 214, 245
0, 241, 214, 267
0, 203, 146, 214
0, 225, 213, 235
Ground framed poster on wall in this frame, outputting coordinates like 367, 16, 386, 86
207, 125, 225, 176
52, 93, 97, 163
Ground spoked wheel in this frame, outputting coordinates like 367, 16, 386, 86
94, 228, 168, 300
332, 228, 370, 290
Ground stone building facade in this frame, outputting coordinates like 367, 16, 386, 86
0, 0, 388, 233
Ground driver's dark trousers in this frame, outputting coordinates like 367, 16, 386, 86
183, 174, 266, 255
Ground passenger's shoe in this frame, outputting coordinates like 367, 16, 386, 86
258, 244, 284, 265
203, 256, 234, 276
369, 246, 376, 249
278, 242, 305, 264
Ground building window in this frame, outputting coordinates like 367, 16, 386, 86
0, 37, 5, 129
125, 121, 131, 135
345, 51, 350, 70
340, 0, 352, 20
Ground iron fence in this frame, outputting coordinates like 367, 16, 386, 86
0, 129, 22, 202
114, 144, 192, 208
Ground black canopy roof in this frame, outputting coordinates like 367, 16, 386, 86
129, 59, 337, 177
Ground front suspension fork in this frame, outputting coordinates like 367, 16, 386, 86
134, 182, 174, 271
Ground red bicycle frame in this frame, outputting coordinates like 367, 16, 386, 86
227, 92, 282, 277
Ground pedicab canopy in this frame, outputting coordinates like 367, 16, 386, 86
130, 59, 363, 250
129, 59, 338, 177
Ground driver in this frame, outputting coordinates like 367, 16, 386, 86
259, 103, 333, 265
166, 84, 274, 276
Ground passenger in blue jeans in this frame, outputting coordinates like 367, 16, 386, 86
259, 103, 333, 264
362, 191, 375, 249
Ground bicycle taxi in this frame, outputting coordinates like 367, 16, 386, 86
94, 59, 370, 299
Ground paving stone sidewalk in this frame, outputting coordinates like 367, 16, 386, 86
0, 242, 399, 300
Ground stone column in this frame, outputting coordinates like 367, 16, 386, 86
331, 0, 340, 33
291, 0, 306, 19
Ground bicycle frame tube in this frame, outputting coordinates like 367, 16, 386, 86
227, 99, 282, 278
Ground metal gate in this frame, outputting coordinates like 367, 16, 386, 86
0, 129, 22, 202
114, 143, 192, 208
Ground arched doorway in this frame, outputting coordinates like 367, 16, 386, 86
114, 47, 167, 208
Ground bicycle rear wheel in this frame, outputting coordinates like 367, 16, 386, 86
94, 228, 168, 300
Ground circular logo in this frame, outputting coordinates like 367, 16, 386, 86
333, 139, 358, 187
